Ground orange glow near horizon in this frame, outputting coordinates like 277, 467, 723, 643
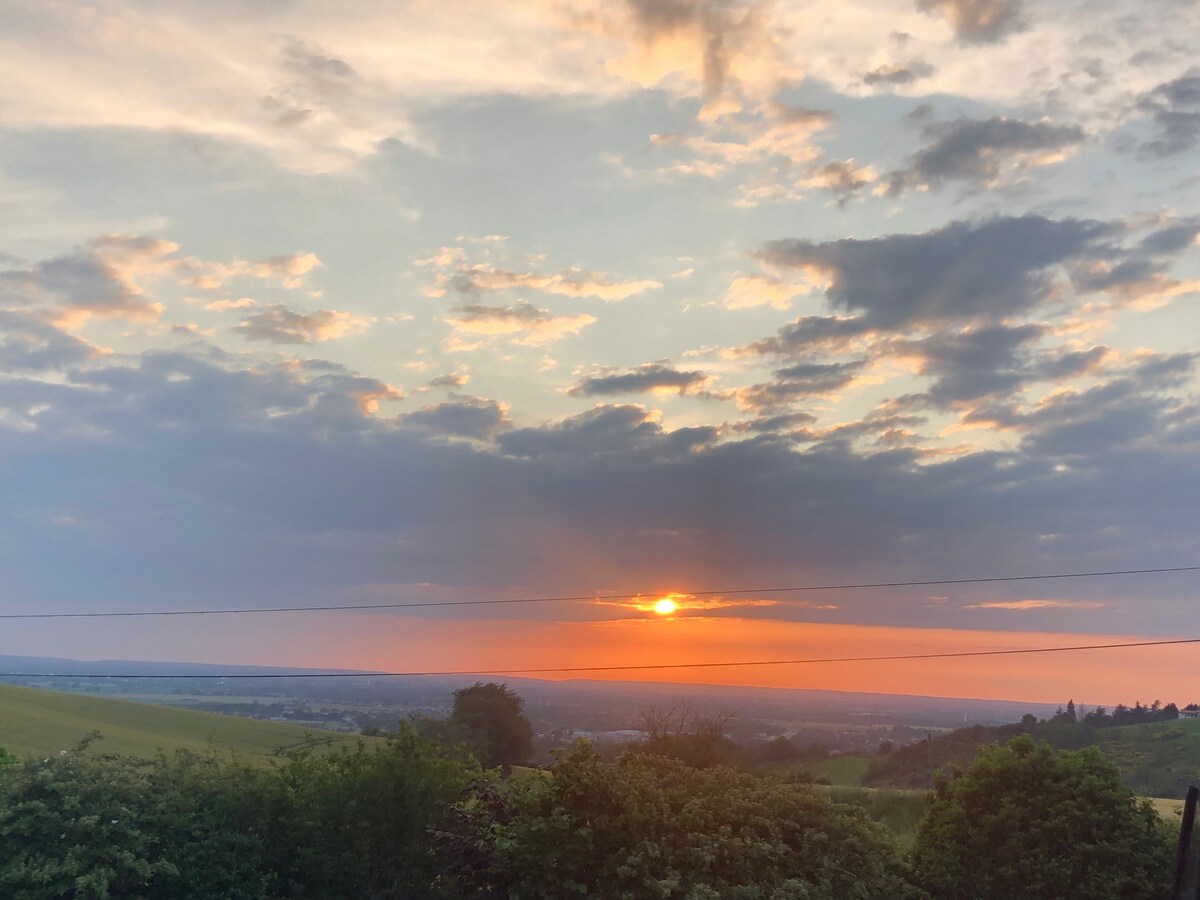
137, 614, 1200, 706
23, 613, 1198, 706
653, 597, 679, 616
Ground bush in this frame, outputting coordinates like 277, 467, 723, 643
0, 726, 475, 899
435, 741, 921, 899
911, 736, 1174, 900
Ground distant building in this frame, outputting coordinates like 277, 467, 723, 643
1181, 704, 1200, 719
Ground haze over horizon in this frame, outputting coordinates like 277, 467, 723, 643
1, 0, 1198, 703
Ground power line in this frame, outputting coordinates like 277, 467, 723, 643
2, 565, 1196, 620
3, 636, 1200, 679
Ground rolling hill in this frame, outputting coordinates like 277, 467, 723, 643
0, 684, 374, 761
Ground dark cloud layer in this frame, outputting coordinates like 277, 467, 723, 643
1, 343, 1196, 630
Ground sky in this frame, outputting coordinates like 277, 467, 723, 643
1, 0, 1199, 704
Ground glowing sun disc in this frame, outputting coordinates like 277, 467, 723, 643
654, 598, 678, 616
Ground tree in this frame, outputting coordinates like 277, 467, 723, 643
911, 736, 1174, 900
435, 742, 922, 899
448, 682, 533, 770
636, 704, 738, 768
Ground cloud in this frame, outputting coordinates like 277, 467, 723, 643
232, 304, 373, 344
0, 234, 176, 327
887, 116, 1085, 194
421, 247, 660, 302
756, 215, 1109, 332
886, 324, 1111, 409
916, 0, 1026, 44
569, 363, 711, 397
203, 297, 257, 312
862, 59, 935, 87
248, 252, 323, 289
399, 396, 511, 441
426, 373, 471, 389
1136, 70, 1200, 156
964, 352, 1197, 456
445, 300, 596, 347
0, 310, 103, 374
803, 159, 877, 204
498, 404, 718, 459
580, 0, 794, 116
735, 360, 868, 412
963, 599, 1106, 610
723, 275, 806, 310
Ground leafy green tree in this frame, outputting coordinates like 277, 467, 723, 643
0, 744, 269, 899
448, 682, 533, 770
0, 725, 475, 899
911, 736, 1174, 900
435, 741, 922, 899
255, 725, 477, 898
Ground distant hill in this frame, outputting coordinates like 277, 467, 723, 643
0, 684, 373, 761
864, 715, 1200, 799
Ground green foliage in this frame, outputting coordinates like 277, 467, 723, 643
910, 736, 1174, 900
0, 725, 475, 899
865, 712, 1200, 798
435, 741, 922, 899
253, 726, 477, 898
448, 682, 534, 770
819, 787, 929, 844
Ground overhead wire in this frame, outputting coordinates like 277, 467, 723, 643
1, 565, 1196, 620
3, 636, 1200, 679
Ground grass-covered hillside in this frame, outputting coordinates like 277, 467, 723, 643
0, 684, 373, 760
864, 712, 1200, 800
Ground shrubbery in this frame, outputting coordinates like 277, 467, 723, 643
435, 742, 922, 899
0, 723, 1181, 898
0, 727, 475, 899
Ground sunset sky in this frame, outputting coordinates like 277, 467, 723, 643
1, 0, 1199, 704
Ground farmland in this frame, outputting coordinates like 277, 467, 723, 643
0, 684, 374, 761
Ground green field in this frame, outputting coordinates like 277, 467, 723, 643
0, 684, 374, 761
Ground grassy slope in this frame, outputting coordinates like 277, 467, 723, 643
0, 684, 373, 761
1092, 718, 1200, 799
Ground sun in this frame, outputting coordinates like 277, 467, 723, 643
653, 597, 678, 616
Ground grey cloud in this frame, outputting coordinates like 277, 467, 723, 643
757, 215, 1109, 331
498, 405, 719, 460
0, 238, 167, 323
1138, 219, 1200, 255
736, 360, 868, 412
1009, 354, 1197, 458
729, 411, 819, 434
569, 363, 709, 397
0, 310, 99, 374
426, 373, 470, 389
281, 41, 359, 98
916, 0, 1026, 44
742, 316, 870, 358
399, 397, 511, 441
890, 325, 1110, 409
1137, 70, 1200, 156
232, 303, 371, 344
807, 160, 875, 205
863, 60, 935, 86
887, 117, 1085, 194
